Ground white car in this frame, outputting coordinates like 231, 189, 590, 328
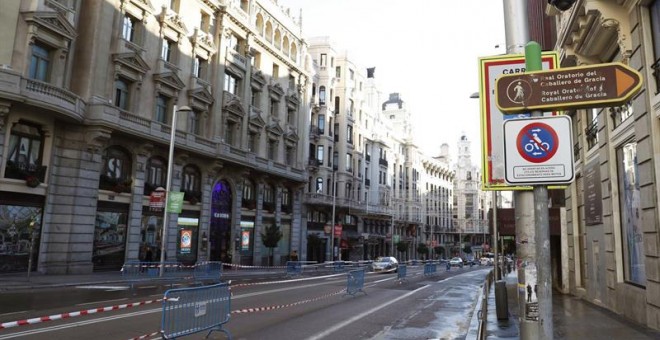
449, 257, 464, 267
371, 256, 399, 273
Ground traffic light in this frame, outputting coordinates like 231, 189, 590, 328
548, 0, 576, 11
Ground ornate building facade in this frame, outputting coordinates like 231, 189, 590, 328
0, 0, 312, 274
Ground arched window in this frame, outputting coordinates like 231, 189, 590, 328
315, 177, 323, 193
265, 22, 273, 43
100, 146, 132, 192
263, 183, 275, 212
144, 156, 166, 195
5, 120, 45, 181
290, 43, 298, 62
319, 86, 326, 106
274, 29, 281, 49
255, 14, 264, 36
281, 187, 291, 213
282, 36, 289, 56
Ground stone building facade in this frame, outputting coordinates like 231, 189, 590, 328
548, 0, 660, 330
0, 0, 312, 274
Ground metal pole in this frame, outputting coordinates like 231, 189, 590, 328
160, 105, 178, 277
331, 170, 336, 261
492, 191, 499, 280
527, 41, 553, 340
159, 105, 190, 277
502, 0, 532, 327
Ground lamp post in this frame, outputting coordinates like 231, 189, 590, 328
330, 170, 336, 261
160, 105, 191, 277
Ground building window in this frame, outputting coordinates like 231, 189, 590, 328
121, 15, 136, 42
114, 78, 130, 110
146, 157, 166, 190
318, 114, 325, 134
193, 56, 208, 79
182, 165, 201, 199
248, 132, 257, 152
200, 12, 211, 32
650, 0, 660, 94
586, 108, 599, 150
285, 146, 294, 164
617, 141, 646, 286
188, 109, 201, 135
224, 72, 239, 95
319, 86, 326, 106
155, 95, 169, 124
334, 96, 340, 114
315, 177, 323, 193
287, 108, 295, 124
316, 145, 324, 162
5, 121, 44, 181
272, 63, 279, 78
320, 53, 327, 67
270, 99, 279, 116
347, 125, 353, 144
281, 187, 291, 211
99, 146, 132, 192
268, 139, 277, 160
346, 153, 353, 172
264, 184, 274, 205
349, 68, 354, 80
335, 66, 341, 78
29, 43, 51, 82
242, 178, 255, 208
161, 38, 175, 63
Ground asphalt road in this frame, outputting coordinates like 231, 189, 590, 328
0, 266, 490, 340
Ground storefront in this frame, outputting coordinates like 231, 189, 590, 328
0, 193, 43, 273
176, 215, 199, 265
93, 201, 128, 271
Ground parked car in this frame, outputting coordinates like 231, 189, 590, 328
371, 256, 399, 273
480, 257, 494, 266
449, 257, 464, 267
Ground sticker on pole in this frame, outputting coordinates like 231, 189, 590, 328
503, 116, 574, 185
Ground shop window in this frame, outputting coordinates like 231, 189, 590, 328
616, 141, 646, 286
94, 204, 128, 270
0, 205, 42, 273
5, 121, 46, 182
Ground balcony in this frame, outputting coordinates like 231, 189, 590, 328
379, 158, 388, 167
4, 161, 48, 183
0, 70, 86, 122
226, 49, 247, 71
307, 158, 321, 171
309, 125, 321, 141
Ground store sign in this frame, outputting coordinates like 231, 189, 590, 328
149, 190, 166, 211
167, 192, 184, 213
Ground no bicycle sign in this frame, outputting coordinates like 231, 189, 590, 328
503, 116, 574, 185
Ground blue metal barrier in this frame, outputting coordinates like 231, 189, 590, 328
424, 263, 437, 276
333, 261, 345, 272
193, 261, 223, 283
286, 261, 303, 277
397, 265, 407, 282
446, 262, 451, 271
161, 282, 232, 339
345, 269, 366, 296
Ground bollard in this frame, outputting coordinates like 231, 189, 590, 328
495, 280, 508, 320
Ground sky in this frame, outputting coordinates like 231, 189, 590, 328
278, 0, 506, 164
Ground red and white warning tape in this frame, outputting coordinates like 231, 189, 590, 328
127, 331, 160, 340
222, 262, 287, 269
0, 298, 163, 330
231, 289, 346, 314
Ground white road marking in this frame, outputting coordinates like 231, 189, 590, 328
306, 284, 430, 340
373, 277, 394, 284
0, 311, 31, 318
75, 285, 129, 291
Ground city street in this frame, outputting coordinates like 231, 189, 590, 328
0, 266, 489, 339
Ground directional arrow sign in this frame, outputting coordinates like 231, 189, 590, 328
496, 62, 642, 113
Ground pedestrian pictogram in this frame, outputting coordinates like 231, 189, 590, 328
516, 122, 558, 163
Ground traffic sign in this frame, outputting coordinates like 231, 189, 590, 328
478, 52, 559, 190
515, 121, 558, 163
496, 62, 642, 113
503, 116, 574, 185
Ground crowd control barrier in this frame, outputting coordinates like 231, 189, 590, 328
122, 261, 185, 279
193, 261, 223, 284
333, 261, 345, 272
424, 263, 437, 276
161, 282, 232, 339
397, 265, 407, 282
345, 269, 366, 296
286, 261, 303, 277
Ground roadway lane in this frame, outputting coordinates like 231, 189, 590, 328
0, 266, 489, 339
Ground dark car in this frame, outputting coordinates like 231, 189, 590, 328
371, 256, 399, 273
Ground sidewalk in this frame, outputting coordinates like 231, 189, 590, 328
485, 270, 660, 339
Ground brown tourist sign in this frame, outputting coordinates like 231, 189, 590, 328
495, 62, 642, 113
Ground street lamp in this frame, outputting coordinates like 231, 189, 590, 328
160, 105, 191, 277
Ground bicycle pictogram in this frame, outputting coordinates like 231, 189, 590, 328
516, 122, 558, 163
